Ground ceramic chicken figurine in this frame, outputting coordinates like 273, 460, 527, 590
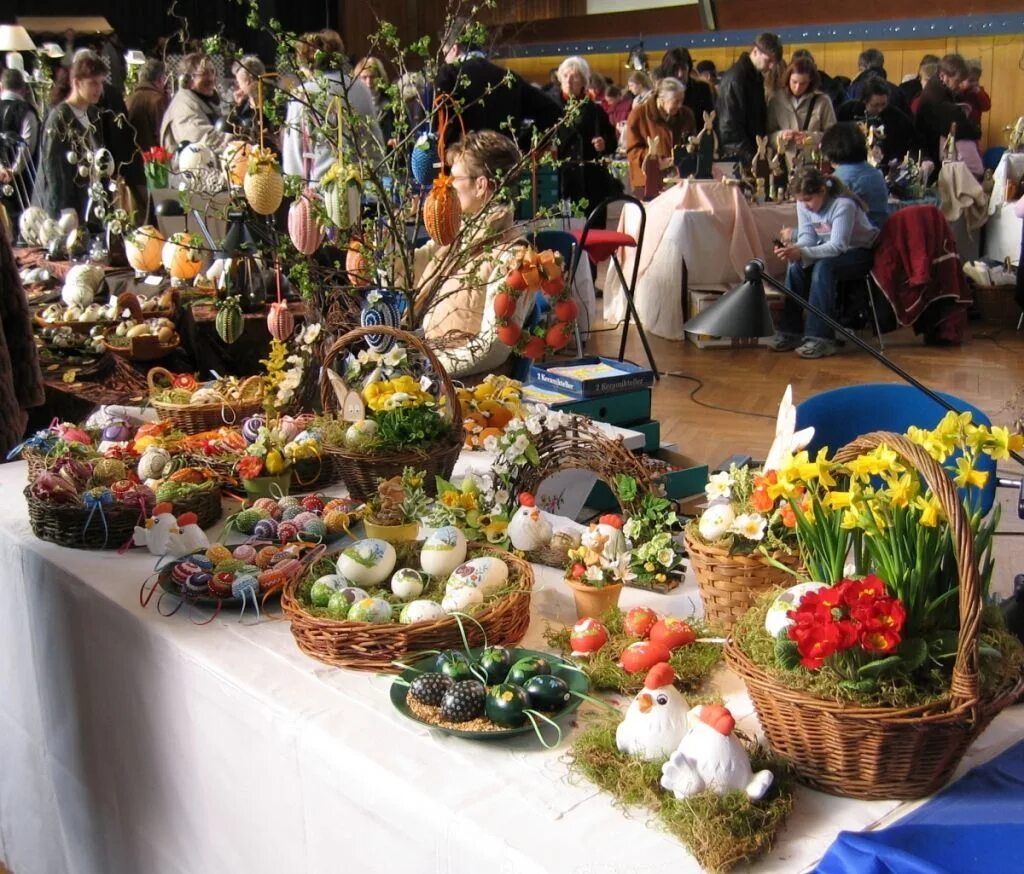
507, 493, 553, 552
167, 512, 210, 558
763, 384, 814, 473
660, 704, 774, 800
615, 663, 690, 761
133, 502, 179, 555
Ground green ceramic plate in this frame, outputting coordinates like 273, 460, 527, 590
389, 647, 590, 741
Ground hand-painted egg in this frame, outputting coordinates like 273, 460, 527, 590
347, 597, 394, 624
137, 446, 171, 480
399, 599, 447, 624
620, 640, 672, 673
569, 617, 610, 655
390, 568, 425, 601
441, 586, 485, 614
764, 582, 828, 637
326, 591, 351, 619
698, 504, 735, 541
649, 617, 697, 650
309, 574, 347, 608
445, 557, 508, 598
623, 606, 659, 638
420, 526, 468, 578
102, 421, 132, 443
336, 586, 370, 605
337, 538, 396, 586
343, 419, 378, 450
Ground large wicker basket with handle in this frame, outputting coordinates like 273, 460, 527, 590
148, 367, 264, 435
282, 544, 533, 671
318, 325, 462, 501
725, 431, 1024, 800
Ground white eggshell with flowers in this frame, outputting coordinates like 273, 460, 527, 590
420, 526, 468, 578
445, 557, 508, 598
337, 538, 396, 587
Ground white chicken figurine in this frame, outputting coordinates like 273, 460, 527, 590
133, 502, 179, 556
763, 384, 815, 473
507, 493, 553, 552
615, 663, 690, 761
167, 512, 209, 558
660, 704, 774, 800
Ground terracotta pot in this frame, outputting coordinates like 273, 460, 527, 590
565, 577, 623, 620
363, 519, 420, 544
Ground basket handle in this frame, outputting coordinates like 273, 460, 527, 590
116, 291, 145, 323
832, 430, 981, 714
146, 365, 177, 395
237, 375, 265, 401
318, 324, 462, 424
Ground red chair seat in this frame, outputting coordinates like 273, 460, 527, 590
569, 229, 637, 263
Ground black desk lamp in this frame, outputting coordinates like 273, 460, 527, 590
683, 258, 1024, 475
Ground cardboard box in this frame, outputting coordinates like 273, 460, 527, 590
529, 357, 655, 398
685, 290, 768, 349
586, 448, 709, 510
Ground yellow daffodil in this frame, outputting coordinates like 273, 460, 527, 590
981, 425, 1024, 461
934, 410, 973, 454
883, 471, 918, 508
954, 456, 988, 489
912, 494, 943, 527
794, 447, 837, 488
824, 489, 855, 510
840, 508, 861, 530
906, 425, 950, 463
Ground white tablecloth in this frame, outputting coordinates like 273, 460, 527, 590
604, 181, 795, 340
3, 457, 1023, 874
984, 201, 1023, 264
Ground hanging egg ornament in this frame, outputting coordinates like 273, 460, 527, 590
322, 161, 362, 230
345, 239, 371, 287
161, 232, 204, 281
287, 190, 323, 255
125, 225, 166, 273
267, 301, 295, 341
359, 290, 402, 353
223, 140, 252, 187
242, 147, 284, 216
423, 174, 461, 246
215, 296, 243, 344
410, 131, 439, 186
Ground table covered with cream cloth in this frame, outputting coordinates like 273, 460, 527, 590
604, 180, 795, 340
4, 455, 1024, 874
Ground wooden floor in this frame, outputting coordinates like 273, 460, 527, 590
586, 316, 1024, 469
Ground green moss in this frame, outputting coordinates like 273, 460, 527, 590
544, 607, 722, 696
568, 715, 793, 873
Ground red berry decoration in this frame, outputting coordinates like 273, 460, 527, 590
545, 321, 571, 351
540, 276, 564, 297
497, 322, 522, 347
649, 617, 697, 650
554, 299, 578, 322
506, 269, 528, 291
521, 335, 547, 360
623, 606, 659, 638
493, 291, 516, 319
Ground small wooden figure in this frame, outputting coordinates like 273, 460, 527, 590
751, 135, 771, 188
694, 110, 717, 179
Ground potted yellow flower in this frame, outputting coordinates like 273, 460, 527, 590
363, 468, 429, 543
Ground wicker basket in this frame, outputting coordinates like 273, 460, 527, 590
148, 367, 264, 434
169, 485, 223, 530
725, 431, 1024, 800
282, 544, 533, 672
290, 452, 341, 493
684, 529, 802, 631
24, 487, 143, 550
318, 325, 462, 501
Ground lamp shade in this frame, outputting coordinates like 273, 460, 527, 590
0, 25, 36, 52
683, 276, 776, 339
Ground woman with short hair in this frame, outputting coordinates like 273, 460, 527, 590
160, 52, 230, 152
767, 56, 836, 166
624, 76, 695, 190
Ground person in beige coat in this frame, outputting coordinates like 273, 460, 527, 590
767, 57, 836, 167
414, 131, 533, 378
160, 53, 231, 152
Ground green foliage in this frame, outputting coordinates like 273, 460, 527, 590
370, 406, 451, 452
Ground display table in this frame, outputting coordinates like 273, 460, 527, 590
2, 456, 1022, 874
604, 180, 795, 340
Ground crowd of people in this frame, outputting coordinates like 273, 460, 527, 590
0, 24, 1002, 372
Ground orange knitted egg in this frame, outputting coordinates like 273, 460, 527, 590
423, 177, 461, 246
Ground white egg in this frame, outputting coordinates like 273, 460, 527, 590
336, 538, 396, 587
390, 568, 425, 601
399, 599, 447, 624
445, 557, 509, 598
336, 586, 370, 604
441, 586, 485, 614
764, 582, 828, 637
313, 574, 348, 591
698, 504, 735, 541
344, 419, 378, 450
419, 525, 468, 578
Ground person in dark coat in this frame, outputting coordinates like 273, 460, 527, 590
0, 69, 41, 228
32, 51, 108, 222
836, 78, 917, 167
716, 32, 783, 163
435, 19, 561, 148
126, 59, 168, 151
657, 47, 715, 124
914, 54, 979, 164
552, 55, 618, 228
845, 48, 907, 114
898, 54, 939, 108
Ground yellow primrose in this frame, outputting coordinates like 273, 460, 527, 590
954, 456, 988, 489
478, 514, 509, 543
440, 491, 464, 508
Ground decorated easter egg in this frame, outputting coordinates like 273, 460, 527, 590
343, 419, 378, 450
276, 521, 300, 542
420, 525, 468, 578
301, 494, 325, 513
323, 510, 351, 535
310, 574, 347, 608
253, 518, 279, 539
441, 586, 485, 614
337, 538, 396, 587
292, 511, 318, 529
185, 572, 212, 597
623, 606, 659, 638
255, 545, 280, 568
698, 504, 736, 542
233, 544, 258, 564
190, 555, 214, 571
336, 586, 370, 605
281, 505, 304, 521
326, 591, 351, 619
347, 597, 394, 624
399, 599, 448, 624
569, 617, 610, 656
301, 519, 327, 541
137, 446, 171, 480
620, 640, 672, 673
649, 617, 696, 650
390, 568, 425, 601
445, 557, 508, 598
206, 544, 233, 564
277, 496, 301, 509
102, 421, 132, 443
252, 497, 280, 517
764, 582, 829, 638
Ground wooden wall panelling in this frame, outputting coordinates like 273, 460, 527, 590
987, 38, 1024, 148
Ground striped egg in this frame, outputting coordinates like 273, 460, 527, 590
185, 572, 211, 596
255, 546, 280, 568
233, 544, 258, 564
253, 518, 278, 539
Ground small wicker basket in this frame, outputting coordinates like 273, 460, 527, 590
684, 529, 801, 631
25, 487, 144, 550
148, 367, 264, 435
168, 485, 223, 530
318, 325, 462, 501
282, 544, 533, 672
725, 431, 1024, 800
